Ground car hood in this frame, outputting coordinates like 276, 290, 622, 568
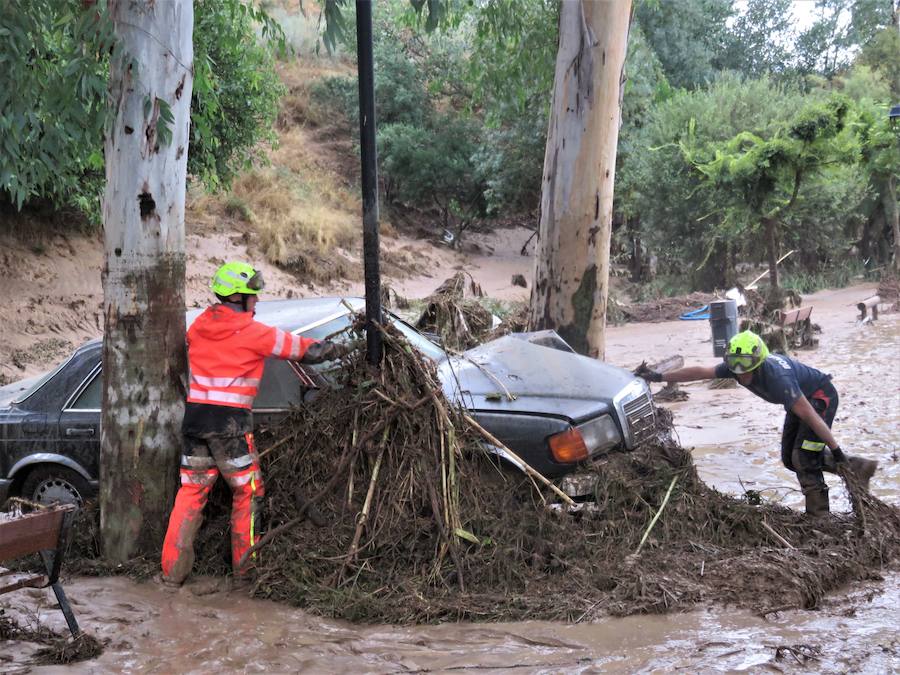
0, 374, 45, 408
438, 333, 638, 422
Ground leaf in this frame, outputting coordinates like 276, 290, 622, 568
453, 528, 480, 544
157, 97, 174, 124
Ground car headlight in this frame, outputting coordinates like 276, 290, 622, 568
548, 415, 621, 464
576, 414, 621, 454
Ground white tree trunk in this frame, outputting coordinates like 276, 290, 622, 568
100, 0, 193, 562
529, 0, 631, 359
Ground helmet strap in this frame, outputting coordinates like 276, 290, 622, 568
220, 298, 248, 313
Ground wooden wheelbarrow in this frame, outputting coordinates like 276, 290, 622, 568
0, 505, 80, 638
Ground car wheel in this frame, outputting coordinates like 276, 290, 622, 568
20, 466, 91, 507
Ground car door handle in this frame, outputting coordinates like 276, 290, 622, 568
65, 427, 95, 437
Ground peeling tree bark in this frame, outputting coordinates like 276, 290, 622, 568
100, 0, 193, 562
529, 0, 632, 359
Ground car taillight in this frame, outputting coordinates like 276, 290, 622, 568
548, 428, 589, 463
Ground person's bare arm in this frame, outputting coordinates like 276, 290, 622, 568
790, 395, 839, 450
661, 366, 718, 383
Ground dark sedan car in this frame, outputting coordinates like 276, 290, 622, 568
0, 297, 655, 505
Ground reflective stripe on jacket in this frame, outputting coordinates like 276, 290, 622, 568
186, 304, 317, 409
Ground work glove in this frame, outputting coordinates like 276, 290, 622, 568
633, 361, 663, 383
831, 446, 848, 464
302, 339, 360, 364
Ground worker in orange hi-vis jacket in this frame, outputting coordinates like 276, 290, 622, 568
161, 262, 352, 587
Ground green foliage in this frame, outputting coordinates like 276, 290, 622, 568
462, 0, 558, 122
0, 0, 113, 214
685, 94, 857, 289
618, 76, 803, 286
190, 0, 286, 191
379, 114, 484, 222
856, 27, 900, 99
716, 0, 795, 79
312, 0, 445, 53
0, 0, 285, 221
635, 0, 732, 90
473, 109, 546, 215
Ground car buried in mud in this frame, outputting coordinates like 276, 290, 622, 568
0, 297, 655, 506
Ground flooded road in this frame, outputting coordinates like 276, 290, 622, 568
7, 570, 899, 673
4, 284, 899, 673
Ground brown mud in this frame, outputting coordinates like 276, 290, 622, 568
2, 222, 898, 670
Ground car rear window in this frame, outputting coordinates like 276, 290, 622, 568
12, 355, 75, 404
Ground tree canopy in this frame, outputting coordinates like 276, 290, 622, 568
0, 0, 285, 220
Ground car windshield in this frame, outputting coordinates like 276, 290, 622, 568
389, 315, 447, 362
297, 311, 447, 365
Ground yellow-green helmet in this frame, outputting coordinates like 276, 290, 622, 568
210, 262, 265, 297
724, 330, 769, 374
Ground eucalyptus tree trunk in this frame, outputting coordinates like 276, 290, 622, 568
529, 0, 632, 359
100, 0, 193, 562
887, 175, 900, 274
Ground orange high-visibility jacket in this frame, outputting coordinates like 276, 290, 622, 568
186, 304, 316, 409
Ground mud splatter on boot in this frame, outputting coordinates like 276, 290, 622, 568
804, 487, 830, 517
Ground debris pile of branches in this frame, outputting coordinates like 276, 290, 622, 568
620, 292, 717, 323
414, 272, 493, 350
0, 609, 102, 665
62, 326, 900, 625
487, 301, 529, 339
185, 328, 900, 623
740, 286, 817, 352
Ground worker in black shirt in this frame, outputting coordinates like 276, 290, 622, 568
640, 330, 878, 516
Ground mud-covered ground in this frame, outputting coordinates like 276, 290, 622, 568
2, 279, 897, 672
2, 222, 898, 671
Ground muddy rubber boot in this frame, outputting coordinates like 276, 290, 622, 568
804, 487, 830, 517
847, 457, 878, 492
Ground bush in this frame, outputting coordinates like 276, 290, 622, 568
378, 115, 485, 225
190, 0, 286, 191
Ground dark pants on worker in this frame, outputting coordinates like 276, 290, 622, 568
780, 380, 839, 514
161, 404, 264, 584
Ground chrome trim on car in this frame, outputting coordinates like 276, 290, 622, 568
62, 362, 102, 411
9, 454, 94, 481
613, 379, 656, 449
291, 307, 355, 336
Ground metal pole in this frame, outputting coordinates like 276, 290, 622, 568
356, 0, 382, 365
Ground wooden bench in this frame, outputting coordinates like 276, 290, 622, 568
0, 505, 81, 638
857, 295, 880, 322
777, 305, 814, 348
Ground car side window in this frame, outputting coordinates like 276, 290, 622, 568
299, 314, 353, 341
255, 359, 305, 409
298, 315, 354, 376
70, 370, 102, 410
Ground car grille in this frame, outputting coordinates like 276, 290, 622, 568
623, 393, 656, 446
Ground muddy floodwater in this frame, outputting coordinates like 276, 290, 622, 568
3, 285, 899, 673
